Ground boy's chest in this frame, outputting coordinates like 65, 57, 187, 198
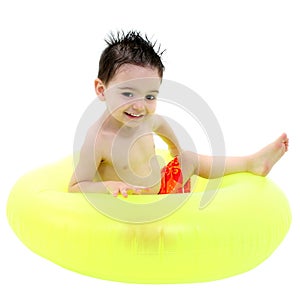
102, 133, 158, 175
99, 133, 161, 188
118, 134, 153, 160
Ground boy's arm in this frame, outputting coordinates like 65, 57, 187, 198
68, 124, 106, 193
152, 115, 182, 156
68, 124, 145, 197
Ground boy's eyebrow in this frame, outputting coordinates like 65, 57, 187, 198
118, 86, 159, 93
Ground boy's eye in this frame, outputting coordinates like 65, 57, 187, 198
145, 95, 156, 101
122, 92, 134, 98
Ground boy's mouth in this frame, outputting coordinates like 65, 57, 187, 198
124, 112, 144, 119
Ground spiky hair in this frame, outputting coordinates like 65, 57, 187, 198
97, 30, 165, 84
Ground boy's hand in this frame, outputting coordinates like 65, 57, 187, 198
104, 181, 148, 198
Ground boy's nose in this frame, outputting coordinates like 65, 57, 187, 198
132, 99, 145, 110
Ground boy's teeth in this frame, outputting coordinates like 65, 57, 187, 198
127, 112, 142, 117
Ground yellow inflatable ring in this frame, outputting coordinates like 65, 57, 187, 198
7, 153, 291, 283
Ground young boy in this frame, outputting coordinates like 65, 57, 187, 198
69, 31, 289, 197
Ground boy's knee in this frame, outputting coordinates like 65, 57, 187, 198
178, 151, 199, 176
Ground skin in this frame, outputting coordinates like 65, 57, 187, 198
69, 64, 289, 197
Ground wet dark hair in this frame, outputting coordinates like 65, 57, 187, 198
97, 30, 165, 85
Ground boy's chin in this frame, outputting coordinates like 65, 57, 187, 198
123, 120, 143, 128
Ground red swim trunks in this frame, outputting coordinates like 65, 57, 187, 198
159, 156, 191, 194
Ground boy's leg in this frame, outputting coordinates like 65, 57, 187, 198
178, 151, 246, 180
178, 133, 289, 180
197, 155, 252, 178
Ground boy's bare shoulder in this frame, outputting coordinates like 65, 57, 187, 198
150, 113, 161, 124
151, 114, 168, 130
82, 117, 110, 153
85, 118, 103, 141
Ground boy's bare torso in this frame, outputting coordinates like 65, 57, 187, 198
94, 113, 162, 193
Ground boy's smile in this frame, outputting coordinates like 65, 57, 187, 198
124, 111, 144, 119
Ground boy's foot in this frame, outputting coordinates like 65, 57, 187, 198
249, 133, 289, 176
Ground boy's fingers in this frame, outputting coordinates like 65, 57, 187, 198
120, 188, 128, 198
111, 185, 151, 197
133, 188, 142, 194
132, 187, 151, 194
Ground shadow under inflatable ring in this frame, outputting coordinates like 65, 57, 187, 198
7, 153, 291, 283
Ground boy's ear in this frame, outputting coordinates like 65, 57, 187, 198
94, 78, 106, 101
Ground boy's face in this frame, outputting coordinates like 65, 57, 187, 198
95, 64, 161, 128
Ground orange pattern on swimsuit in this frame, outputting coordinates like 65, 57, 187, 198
159, 157, 191, 194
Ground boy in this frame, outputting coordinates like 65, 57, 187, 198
69, 31, 289, 197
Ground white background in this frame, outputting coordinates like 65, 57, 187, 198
1, 0, 299, 299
